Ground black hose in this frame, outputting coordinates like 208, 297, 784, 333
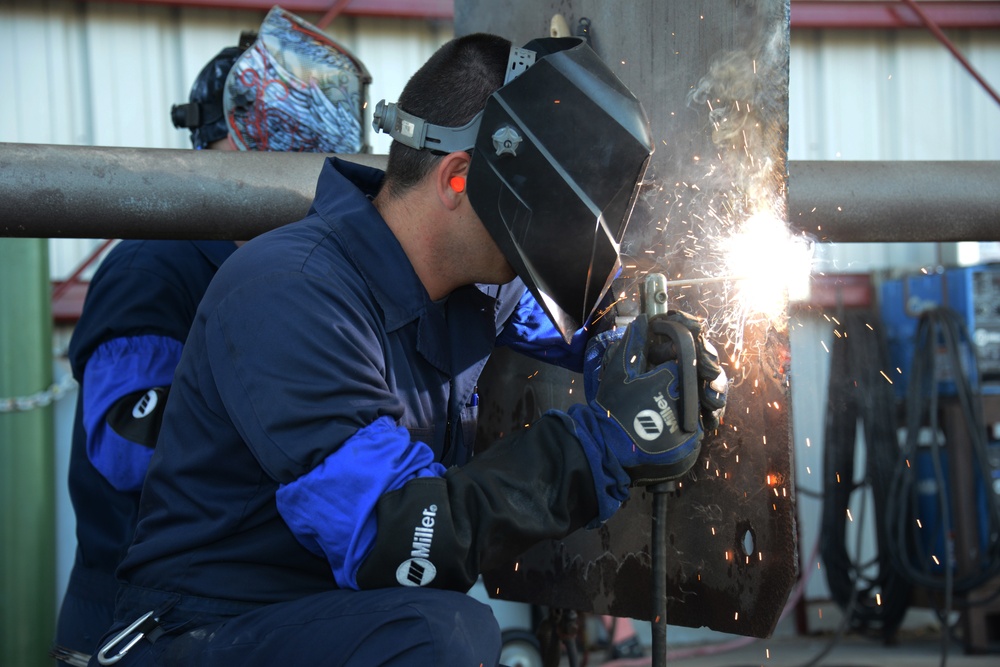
820, 309, 912, 640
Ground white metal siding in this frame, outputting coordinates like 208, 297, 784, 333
789, 28, 1000, 274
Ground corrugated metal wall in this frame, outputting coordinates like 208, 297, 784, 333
2, 0, 999, 622
790, 28, 1000, 276
0, 0, 453, 277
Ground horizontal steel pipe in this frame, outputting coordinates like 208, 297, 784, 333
0, 143, 384, 240
787, 160, 1000, 242
2, 144, 998, 242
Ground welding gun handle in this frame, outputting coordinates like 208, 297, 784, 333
650, 317, 699, 434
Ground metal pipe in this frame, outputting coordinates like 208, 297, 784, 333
0, 143, 384, 240
2, 144, 998, 243
787, 160, 1000, 242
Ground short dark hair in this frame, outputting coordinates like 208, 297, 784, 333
382, 33, 511, 197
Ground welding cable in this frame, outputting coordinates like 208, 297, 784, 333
819, 309, 913, 640
886, 307, 1000, 598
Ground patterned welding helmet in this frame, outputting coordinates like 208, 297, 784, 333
224, 6, 371, 153
372, 37, 653, 341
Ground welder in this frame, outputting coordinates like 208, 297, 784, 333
53, 7, 370, 665
91, 32, 725, 667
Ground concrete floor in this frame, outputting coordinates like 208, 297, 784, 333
556, 633, 998, 667
549, 609, 1000, 667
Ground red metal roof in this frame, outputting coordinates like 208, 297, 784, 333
792, 1, 1000, 29
85, 1, 1000, 27
90, 0, 455, 19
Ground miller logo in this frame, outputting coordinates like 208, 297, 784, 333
396, 505, 439, 586
633, 409, 664, 440
634, 392, 680, 441
132, 389, 159, 420
396, 557, 437, 587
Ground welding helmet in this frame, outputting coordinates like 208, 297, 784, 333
171, 34, 254, 149
373, 37, 653, 340
223, 6, 371, 153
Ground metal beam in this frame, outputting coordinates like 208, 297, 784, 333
88, 0, 457, 20
2, 144, 998, 243
73, 1, 1000, 28
790, 1, 1000, 29
0, 143, 377, 241
789, 160, 1000, 243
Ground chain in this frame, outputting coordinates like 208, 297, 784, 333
0, 372, 78, 413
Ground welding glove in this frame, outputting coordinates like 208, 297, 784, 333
569, 312, 726, 487
648, 310, 727, 431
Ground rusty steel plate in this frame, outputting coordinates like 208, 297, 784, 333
462, 0, 797, 638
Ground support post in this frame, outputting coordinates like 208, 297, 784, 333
0, 238, 56, 667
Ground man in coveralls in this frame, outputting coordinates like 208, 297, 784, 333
92, 32, 726, 666
55, 8, 370, 663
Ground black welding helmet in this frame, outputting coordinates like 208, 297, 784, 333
372, 37, 653, 340
171, 32, 254, 149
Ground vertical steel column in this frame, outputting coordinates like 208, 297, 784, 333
460, 0, 797, 644
0, 239, 56, 667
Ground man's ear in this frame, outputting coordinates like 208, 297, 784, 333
436, 151, 471, 211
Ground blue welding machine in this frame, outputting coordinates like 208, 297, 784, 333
880, 266, 1000, 398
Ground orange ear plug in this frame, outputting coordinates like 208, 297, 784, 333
449, 175, 466, 193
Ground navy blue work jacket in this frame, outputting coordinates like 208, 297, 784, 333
66, 239, 237, 586
119, 158, 527, 603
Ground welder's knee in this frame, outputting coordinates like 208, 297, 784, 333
376, 588, 502, 667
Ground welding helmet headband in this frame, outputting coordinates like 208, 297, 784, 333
373, 37, 653, 340
223, 6, 371, 153
172, 44, 247, 149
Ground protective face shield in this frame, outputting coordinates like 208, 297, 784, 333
372, 37, 653, 341
223, 6, 371, 153
171, 33, 254, 149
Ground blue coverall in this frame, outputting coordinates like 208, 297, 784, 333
56, 239, 238, 655
93, 159, 629, 666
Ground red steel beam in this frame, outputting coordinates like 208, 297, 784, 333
90, 0, 456, 20
791, 2, 1000, 29
79, 1, 1000, 27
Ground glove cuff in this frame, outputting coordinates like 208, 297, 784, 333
564, 405, 631, 525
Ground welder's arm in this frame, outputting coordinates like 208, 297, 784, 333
352, 411, 605, 591
349, 313, 731, 591
495, 288, 590, 372
274, 312, 724, 594
81, 334, 182, 492
274, 411, 605, 593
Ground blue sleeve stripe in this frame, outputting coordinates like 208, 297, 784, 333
82, 335, 183, 491
275, 415, 446, 590
496, 289, 587, 372
86, 423, 155, 492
